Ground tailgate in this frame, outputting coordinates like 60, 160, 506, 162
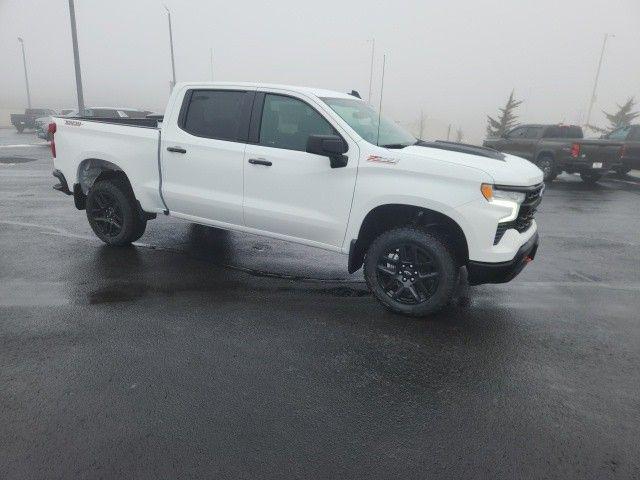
579, 141, 623, 165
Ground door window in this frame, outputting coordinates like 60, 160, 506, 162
181, 90, 246, 141
259, 94, 336, 151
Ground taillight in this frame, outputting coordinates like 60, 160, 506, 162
570, 143, 580, 158
48, 122, 57, 158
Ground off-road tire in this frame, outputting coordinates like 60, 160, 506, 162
536, 155, 557, 182
363, 227, 458, 317
86, 177, 147, 246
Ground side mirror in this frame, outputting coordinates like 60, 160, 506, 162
306, 134, 349, 168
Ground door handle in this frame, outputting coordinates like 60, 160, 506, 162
248, 158, 272, 166
167, 146, 186, 154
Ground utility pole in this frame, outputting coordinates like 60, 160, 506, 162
67, 0, 85, 114
210, 48, 214, 81
446, 124, 452, 141
164, 5, 177, 90
367, 38, 375, 104
585, 33, 614, 128
17, 37, 32, 109
419, 109, 426, 139
376, 54, 386, 146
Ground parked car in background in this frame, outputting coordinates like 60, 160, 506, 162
601, 125, 640, 175
36, 108, 155, 140
10, 108, 56, 133
35, 110, 78, 140
49, 82, 543, 317
484, 124, 623, 184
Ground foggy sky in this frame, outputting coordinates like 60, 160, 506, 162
1, 0, 639, 142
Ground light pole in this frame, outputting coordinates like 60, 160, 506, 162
585, 33, 614, 128
210, 47, 214, 81
17, 37, 32, 109
164, 5, 177, 90
67, 0, 85, 114
367, 38, 375, 104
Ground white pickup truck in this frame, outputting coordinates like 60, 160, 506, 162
50, 82, 543, 316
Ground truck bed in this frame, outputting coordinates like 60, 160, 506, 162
53, 117, 166, 214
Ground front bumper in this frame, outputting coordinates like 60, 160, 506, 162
467, 232, 539, 285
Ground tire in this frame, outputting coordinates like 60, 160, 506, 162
363, 227, 458, 317
86, 177, 147, 246
614, 166, 631, 176
536, 155, 556, 182
580, 173, 603, 185
16, 126, 24, 134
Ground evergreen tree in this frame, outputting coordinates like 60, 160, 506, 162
486, 91, 522, 138
603, 97, 638, 130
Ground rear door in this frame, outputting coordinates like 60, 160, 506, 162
160, 87, 255, 225
242, 91, 359, 248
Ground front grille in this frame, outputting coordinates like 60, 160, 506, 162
493, 183, 544, 245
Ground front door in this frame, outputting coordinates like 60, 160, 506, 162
243, 91, 359, 248
160, 88, 254, 225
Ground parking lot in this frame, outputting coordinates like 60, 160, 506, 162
1, 128, 639, 478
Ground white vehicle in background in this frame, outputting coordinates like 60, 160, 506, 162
49, 82, 543, 316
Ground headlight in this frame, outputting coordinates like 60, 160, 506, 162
481, 184, 524, 222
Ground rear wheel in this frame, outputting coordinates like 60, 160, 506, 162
580, 173, 603, 185
86, 178, 146, 246
536, 155, 557, 182
16, 126, 24, 134
363, 227, 458, 317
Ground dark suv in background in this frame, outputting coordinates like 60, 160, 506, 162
602, 125, 640, 175
484, 124, 623, 184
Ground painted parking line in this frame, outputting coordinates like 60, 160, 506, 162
0, 143, 49, 148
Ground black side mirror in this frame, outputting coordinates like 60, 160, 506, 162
306, 134, 349, 168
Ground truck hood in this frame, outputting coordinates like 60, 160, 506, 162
398, 144, 543, 186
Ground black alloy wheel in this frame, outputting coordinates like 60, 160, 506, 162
375, 242, 440, 305
89, 191, 124, 239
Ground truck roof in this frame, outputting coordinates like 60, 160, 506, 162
174, 81, 355, 100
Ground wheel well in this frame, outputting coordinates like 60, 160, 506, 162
348, 204, 469, 273
74, 159, 132, 211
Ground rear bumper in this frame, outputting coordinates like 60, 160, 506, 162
467, 232, 539, 285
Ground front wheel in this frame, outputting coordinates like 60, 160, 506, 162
536, 155, 557, 182
363, 227, 458, 317
86, 178, 147, 246
580, 173, 603, 185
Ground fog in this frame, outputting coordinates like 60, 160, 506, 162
1, 0, 638, 142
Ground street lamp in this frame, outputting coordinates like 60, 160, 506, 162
68, 0, 85, 115
17, 37, 32, 109
585, 33, 615, 128
164, 5, 177, 90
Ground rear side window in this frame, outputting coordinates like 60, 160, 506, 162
629, 127, 640, 141
607, 126, 631, 140
524, 127, 543, 139
181, 90, 245, 141
543, 126, 583, 139
259, 94, 336, 151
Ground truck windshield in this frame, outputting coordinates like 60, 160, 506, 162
322, 97, 416, 148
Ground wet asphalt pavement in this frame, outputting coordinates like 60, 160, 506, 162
1, 129, 639, 479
